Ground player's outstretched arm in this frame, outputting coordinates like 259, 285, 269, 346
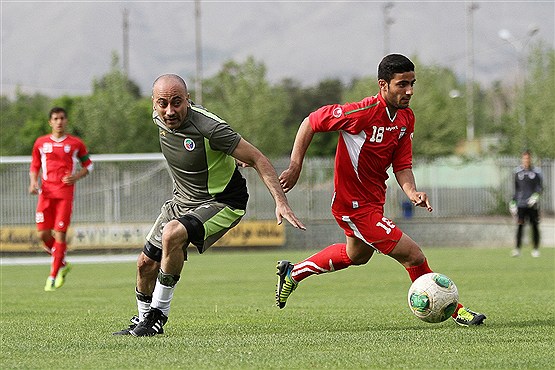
232, 138, 306, 230
279, 117, 314, 193
395, 168, 433, 212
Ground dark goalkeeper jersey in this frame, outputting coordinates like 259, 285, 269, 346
153, 105, 249, 209
513, 165, 543, 208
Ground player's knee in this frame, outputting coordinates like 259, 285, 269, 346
351, 250, 373, 265
347, 243, 374, 265
391, 244, 425, 267
405, 243, 426, 265
37, 230, 51, 242
53, 231, 67, 243
162, 220, 188, 248
137, 249, 160, 274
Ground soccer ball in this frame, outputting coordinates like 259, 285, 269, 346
408, 272, 459, 323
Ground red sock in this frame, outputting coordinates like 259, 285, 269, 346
405, 259, 433, 282
50, 241, 67, 278
291, 243, 352, 283
43, 237, 55, 255
452, 303, 464, 318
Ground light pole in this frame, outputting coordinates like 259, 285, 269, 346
383, 3, 394, 55
122, 8, 130, 76
498, 25, 539, 147
194, 0, 203, 105
465, 2, 478, 142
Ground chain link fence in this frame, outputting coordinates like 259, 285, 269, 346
1, 154, 553, 227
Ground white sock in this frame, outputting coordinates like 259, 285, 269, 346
137, 299, 151, 321
150, 281, 175, 317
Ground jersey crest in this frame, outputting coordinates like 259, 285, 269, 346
183, 138, 195, 151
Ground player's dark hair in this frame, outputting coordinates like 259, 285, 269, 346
49, 107, 67, 119
378, 54, 415, 83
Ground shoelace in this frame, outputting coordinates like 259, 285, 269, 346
457, 309, 475, 321
280, 277, 297, 299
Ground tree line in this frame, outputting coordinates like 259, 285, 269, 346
2, 46, 554, 159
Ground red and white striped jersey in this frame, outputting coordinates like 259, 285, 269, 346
309, 93, 414, 215
30, 134, 93, 199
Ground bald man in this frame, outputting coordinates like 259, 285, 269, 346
114, 74, 304, 336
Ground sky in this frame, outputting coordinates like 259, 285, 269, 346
1, 1, 554, 99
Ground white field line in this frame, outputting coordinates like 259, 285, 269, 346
0, 254, 138, 266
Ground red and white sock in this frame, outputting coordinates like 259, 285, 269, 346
49, 241, 67, 278
291, 243, 352, 283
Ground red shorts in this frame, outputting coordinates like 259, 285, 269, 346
333, 208, 403, 255
35, 196, 74, 232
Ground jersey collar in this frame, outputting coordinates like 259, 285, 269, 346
377, 93, 397, 122
49, 134, 67, 142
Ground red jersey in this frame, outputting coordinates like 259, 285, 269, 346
30, 134, 93, 200
309, 93, 414, 215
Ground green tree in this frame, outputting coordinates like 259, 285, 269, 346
495, 43, 555, 158
279, 78, 344, 157
343, 76, 376, 102
4, 51, 551, 159
408, 59, 467, 158
1, 90, 53, 155
304, 79, 344, 157
523, 44, 555, 158
202, 57, 289, 157
72, 54, 158, 154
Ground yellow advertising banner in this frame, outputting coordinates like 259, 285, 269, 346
0, 221, 284, 252
213, 221, 285, 247
0, 227, 43, 252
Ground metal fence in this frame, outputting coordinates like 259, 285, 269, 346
1, 154, 553, 226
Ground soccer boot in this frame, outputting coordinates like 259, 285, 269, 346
276, 260, 298, 309
453, 306, 486, 326
54, 262, 72, 288
131, 308, 167, 337
44, 277, 56, 292
113, 315, 141, 335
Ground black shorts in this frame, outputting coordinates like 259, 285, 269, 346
517, 207, 540, 224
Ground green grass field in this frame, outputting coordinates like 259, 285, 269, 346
1, 247, 554, 369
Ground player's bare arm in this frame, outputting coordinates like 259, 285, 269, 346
232, 138, 306, 230
29, 171, 40, 194
395, 168, 433, 212
62, 167, 90, 185
279, 117, 315, 193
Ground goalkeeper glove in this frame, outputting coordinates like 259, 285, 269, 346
527, 193, 540, 207
509, 200, 517, 217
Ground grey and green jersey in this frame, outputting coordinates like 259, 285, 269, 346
153, 105, 249, 209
